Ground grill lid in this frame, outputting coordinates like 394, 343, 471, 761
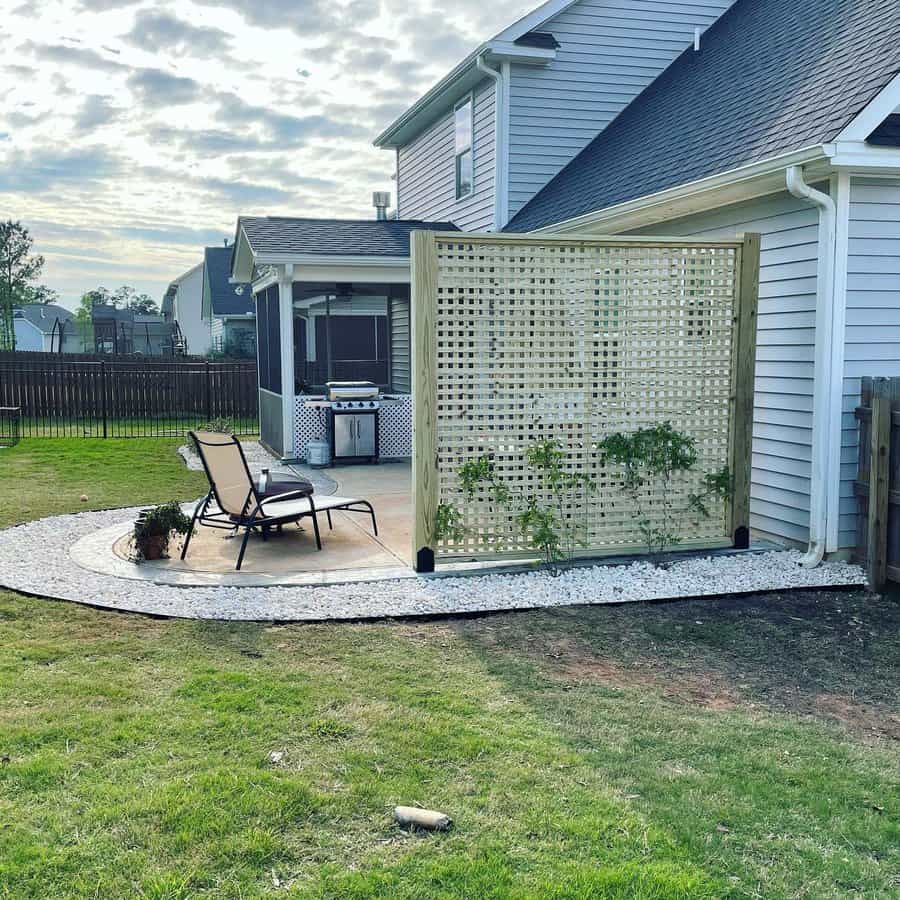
326, 381, 379, 401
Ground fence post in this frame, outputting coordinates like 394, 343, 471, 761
101, 360, 108, 439
867, 377, 891, 591
729, 233, 761, 548
205, 360, 212, 423
411, 230, 439, 573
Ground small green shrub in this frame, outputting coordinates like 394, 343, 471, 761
133, 501, 193, 561
199, 417, 233, 434
439, 440, 596, 569
598, 422, 731, 559
433, 502, 467, 543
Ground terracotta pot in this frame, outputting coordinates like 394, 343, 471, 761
140, 534, 168, 561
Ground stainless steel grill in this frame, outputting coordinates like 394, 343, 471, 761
302, 383, 402, 464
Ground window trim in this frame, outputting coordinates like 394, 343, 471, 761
454, 93, 474, 201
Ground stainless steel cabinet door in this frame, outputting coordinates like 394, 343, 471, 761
334, 414, 356, 457
356, 414, 376, 457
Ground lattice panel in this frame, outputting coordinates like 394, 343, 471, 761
429, 237, 743, 560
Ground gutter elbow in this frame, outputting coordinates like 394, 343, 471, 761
799, 540, 826, 569
787, 165, 835, 216
475, 53, 500, 83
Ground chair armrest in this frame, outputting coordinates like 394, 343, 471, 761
261, 488, 314, 505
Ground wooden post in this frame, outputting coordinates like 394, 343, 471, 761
411, 230, 439, 573
867, 377, 891, 591
279, 265, 296, 460
729, 233, 760, 548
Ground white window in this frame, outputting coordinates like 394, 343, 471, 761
454, 96, 473, 200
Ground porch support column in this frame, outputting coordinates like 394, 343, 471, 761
279, 264, 296, 460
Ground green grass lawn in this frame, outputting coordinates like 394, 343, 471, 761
0, 438, 207, 528
0, 439, 898, 898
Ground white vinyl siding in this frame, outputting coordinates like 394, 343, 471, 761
397, 79, 495, 230
210, 317, 225, 352
507, 0, 736, 218
173, 266, 210, 356
629, 191, 820, 547
390, 293, 411, 393
12, 318, 44, 352
844, 176, 900, 549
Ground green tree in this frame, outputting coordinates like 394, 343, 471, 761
79, 285, 158, 315
0, 220, 45, 350
21, 284, 60, 305
112, 285, 158, 314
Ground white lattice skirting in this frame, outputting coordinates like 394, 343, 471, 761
294, 395, 412, 461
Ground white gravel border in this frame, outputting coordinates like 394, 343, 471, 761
0, 507, 867, 621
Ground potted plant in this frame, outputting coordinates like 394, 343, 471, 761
133, 502, 193, 561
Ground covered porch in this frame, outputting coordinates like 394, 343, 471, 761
231, 216, 456, 463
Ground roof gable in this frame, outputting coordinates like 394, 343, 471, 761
491, 0, 577, 43
867, 113, 900, 147
373, 0, 569, 148
204, 245, 252, 318
507, 0, 900, 232
13, 304, 74, 333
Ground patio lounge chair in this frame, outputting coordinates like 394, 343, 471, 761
182, 430, 378, 570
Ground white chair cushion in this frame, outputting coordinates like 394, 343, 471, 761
260, 495, 362, 520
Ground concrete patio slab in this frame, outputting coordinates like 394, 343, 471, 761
98, 460, 414, 586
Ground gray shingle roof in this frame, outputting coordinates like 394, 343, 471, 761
238, 217, 459, 258
13, 303, 73, 333
204, 246, 252, 317
507, 0, 900, 232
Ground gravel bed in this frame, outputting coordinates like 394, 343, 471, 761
178, 442, 336, 494
0, 507, 867, 622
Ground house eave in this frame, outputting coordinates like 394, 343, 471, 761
253, 253, 410, 268
230, 222, 256, 283
531, 146, 834, 234
172, 261, 203, 285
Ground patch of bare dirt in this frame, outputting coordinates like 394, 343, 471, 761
813, 693, 900, 742
456, 589, 900, 742
553, 648, 741, 711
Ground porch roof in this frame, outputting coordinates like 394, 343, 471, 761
231, 217, 458, 282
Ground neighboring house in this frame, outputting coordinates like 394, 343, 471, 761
162, 262, 207, 355
12, 304, 82, 353
91, 304, 176, 356
202, 246, 254, 357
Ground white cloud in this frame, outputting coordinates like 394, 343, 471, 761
1, 0, 533, 308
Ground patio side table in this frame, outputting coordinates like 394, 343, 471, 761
257, 469, 315, 536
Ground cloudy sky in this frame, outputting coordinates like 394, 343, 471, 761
1, 0, 531, 309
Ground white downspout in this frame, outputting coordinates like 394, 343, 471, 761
786, 165, 836, 567
476, 53, 506, 231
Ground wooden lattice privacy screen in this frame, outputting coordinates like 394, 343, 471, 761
411, 232, 760, 572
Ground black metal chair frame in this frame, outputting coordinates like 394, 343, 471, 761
182, 431, 378, 570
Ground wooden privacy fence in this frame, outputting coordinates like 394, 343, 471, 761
0, 352, 258, 438
854, 376, 900, 590
411, 231, 760, 572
